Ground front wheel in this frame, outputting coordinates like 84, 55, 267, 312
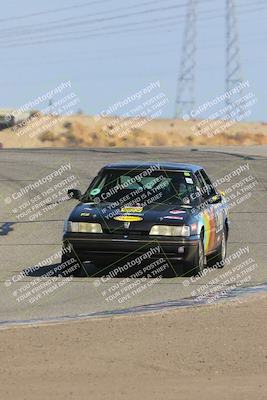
184, 236, 206, 277
193, 236, 206, 275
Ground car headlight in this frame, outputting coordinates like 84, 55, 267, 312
149, 225, 190, 237
65, 221, 103, 233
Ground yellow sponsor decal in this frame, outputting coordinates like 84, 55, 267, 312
114, 215, 143, 222
120, 206, 143, 213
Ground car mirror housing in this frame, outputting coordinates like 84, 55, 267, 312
68, 188, 82, 200
209, 194, 222, 204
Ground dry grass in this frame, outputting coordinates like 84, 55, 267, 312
1, 113, 267, 148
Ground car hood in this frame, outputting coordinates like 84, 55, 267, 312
69, 202, 195, 233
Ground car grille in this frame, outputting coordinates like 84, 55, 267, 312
103, 228, 148, 236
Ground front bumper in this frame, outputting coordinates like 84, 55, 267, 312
63, 232, 200, 266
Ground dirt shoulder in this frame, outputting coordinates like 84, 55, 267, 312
0, 295, 267, 400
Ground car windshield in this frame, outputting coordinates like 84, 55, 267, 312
82, 168, 199, 206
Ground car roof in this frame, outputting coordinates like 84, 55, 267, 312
103, 161, 203, 173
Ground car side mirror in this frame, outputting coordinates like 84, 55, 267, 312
68, 189, 81, 200
209, 194, 222, 204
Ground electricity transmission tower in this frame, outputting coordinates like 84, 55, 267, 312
225, 0, 243, 108
175, 0, 197, 118
174, 0, 245, 119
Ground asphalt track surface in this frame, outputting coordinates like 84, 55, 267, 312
0, 146, 266, 326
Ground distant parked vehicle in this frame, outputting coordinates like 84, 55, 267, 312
0, 115, 15, 131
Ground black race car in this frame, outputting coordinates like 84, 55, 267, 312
62, 162, 229, 277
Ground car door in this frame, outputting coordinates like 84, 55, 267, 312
199, 169, 225, 252
195, 170, 218, 255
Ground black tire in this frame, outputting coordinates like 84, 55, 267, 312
184, 235, 206, 277
208, 227, 227, 268
193, 235, 206, 275
61, 248, 84, 277
171, 262, 182, 277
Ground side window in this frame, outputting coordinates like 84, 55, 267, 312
194, 171, 207, 202
200, 169, 217, 198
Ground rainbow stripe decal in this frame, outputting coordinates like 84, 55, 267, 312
200, 209, 216, 253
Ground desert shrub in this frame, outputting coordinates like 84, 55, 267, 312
63, 121, 72, 129
40, 131, 56, 142
62, 130, 77, 142
91, 132, 98, 140
29, 110, 40, 118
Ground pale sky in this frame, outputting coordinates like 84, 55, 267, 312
0, 0, 266, 121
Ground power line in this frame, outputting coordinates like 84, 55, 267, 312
1, 28, 266, 68
0, 14, 184, 43
0, 0, 261, 27
1, 7, 216, 43
0, 0, 113, 23
0, 1, 193, 34
0, 0, 263, 38
0, 1, 266, 48
3, 0, 182, 30
0, 22, 178, 49
0, 2, 266, 47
